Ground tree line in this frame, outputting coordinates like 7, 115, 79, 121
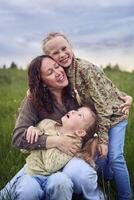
1, 62, 18, 69
1, 62, 134, 73
0, 61, 121, 70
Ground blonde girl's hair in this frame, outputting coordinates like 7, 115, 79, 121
42, 32, 72, 54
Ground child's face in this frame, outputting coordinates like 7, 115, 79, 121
45, 36, 74, 68
61, 107, 94, 133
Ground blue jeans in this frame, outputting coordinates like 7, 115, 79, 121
62, 157, 105, 200
97, 119, 132, 200
0, 158, 105, 200
0, 165, 72, 200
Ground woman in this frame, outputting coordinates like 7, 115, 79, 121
0, 55, 104, 200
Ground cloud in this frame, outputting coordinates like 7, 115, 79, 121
0, 0, 134, 71
99, 0, 134, 7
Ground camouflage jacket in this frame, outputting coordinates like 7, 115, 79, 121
67, 58, 127, 144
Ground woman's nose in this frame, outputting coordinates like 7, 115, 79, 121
53, 68, 60, 75
55, 70, 60, 76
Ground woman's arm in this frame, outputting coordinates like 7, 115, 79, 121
12, 97, 48, 151
46, 135, 81, 156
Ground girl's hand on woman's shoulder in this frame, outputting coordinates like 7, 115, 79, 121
119, 95, 133, 115
26, 126, 43, 144
26, 89, 32, 100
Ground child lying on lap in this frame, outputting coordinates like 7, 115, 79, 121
26, 106, 98, 175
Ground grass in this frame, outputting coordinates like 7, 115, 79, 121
0, 67, 134, 199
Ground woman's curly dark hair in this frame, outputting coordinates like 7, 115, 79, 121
28, 55, 74, 113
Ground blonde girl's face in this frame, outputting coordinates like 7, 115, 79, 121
61, 107, 94, 133
45, 36, 74, 68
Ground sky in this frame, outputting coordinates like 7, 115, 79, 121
0, 0, 134, 71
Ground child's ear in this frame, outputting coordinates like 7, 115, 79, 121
75, 130, 86, 137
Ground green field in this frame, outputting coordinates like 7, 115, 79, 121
0, 67, 134, 199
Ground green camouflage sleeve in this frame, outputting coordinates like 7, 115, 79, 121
80, 64, 118, 144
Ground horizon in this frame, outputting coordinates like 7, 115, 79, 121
1, 58, 133, 73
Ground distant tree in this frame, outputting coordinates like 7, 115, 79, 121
10, 62, 18, 69
3, 64, 6, 69
0, 64, 6, 69
105, 63, 112, 70
113, 64, 120, 71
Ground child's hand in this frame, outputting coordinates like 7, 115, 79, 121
119, 95, 133, 115
26, 126, 43, 143
26, 89, 32, 100
98, 143, 108, 158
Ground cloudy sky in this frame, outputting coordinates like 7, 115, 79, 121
0, 0, 134, 71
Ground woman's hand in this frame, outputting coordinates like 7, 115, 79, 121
56, 135, 81, 156
26, 126, 43, 144
119, 95, 133, 115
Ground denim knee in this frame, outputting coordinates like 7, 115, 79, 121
79, 168, 98, 188
15, 175, 44, 200
46, 172, 73, 200
73, 166, 98, 193
63, 158, 98, 193
46, 172, 73, 191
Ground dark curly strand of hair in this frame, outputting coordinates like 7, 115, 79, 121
28, 55, 74, 113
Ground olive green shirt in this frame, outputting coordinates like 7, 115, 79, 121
67, 58, 128, 143
26, 119, 73, 175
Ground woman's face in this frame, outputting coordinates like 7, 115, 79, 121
40, 57, 68, 90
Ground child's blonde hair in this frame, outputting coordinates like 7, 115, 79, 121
82, 106, 98, 145
79, 105, 99, 169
